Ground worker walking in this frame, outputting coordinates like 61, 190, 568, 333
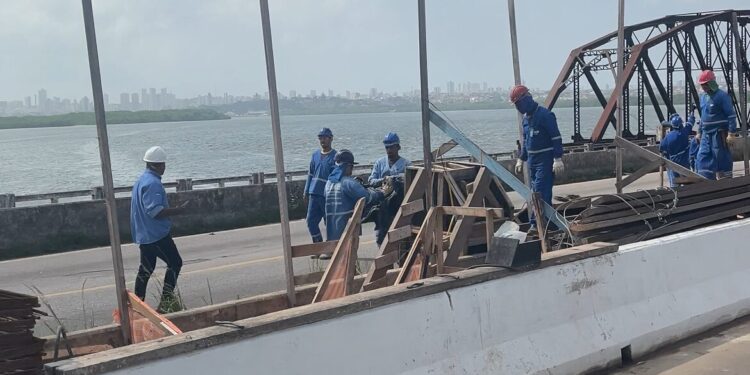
510, 85, 564, 226
304, 128, 337, 244
324, 150, 389, 258
368, 132, 411, 186
660, 114, 694, 188
131, 146, 189, 313
695, 70, 737, 180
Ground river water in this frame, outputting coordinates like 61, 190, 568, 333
0, 107, 663, 195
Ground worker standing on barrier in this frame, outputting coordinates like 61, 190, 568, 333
510, 85, 564, 228
324, 150, 390, 259
304, 128, 337, 245
660, 113, 694, 188
695, 70, 737, 180
131, 146, 190, 313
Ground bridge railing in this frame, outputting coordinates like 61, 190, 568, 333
1, 152, 515, 208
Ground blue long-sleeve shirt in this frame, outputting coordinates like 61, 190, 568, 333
130, 169, 171, 245
324, 176, 384, 241
699, 89, 737, 134
304, 149, 337, 196
660, 120, 693, 166
368, 156, 411, 185
519, 105, 564, 161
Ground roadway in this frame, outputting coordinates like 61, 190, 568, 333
1, 163, 743, 336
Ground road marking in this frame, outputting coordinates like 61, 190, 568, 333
42, 255, 283, 298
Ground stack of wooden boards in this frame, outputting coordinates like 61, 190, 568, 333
0, 290, 45, 375
570, 175, 750, 244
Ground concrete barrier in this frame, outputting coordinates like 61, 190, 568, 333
45, 219, 750, 374
0, 181, 306, 260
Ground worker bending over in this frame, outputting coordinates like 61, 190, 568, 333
511, 85, 564, 226
659, 114, 694, 188
695, 70, 737, 180
368, 132, 411, 186
304, 128, 337, 244
324, 150, 389, 259
131, 146, 189, 313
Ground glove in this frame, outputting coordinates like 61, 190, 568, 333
687, 114, 696, 126
381, 182, 394, 197
515, 159, 523, 174
553, 158, 565, 174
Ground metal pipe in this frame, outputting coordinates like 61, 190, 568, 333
259, 0, 296, 307
615, 0, 625, 193
418, 0, 433, 208
731, 12, 749, 176
80, 0, 131, 344
507, 0, 530, 185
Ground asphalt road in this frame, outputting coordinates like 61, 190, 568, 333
2, 163, 743, 336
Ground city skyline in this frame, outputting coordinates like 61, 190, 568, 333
3, 1, 749, 103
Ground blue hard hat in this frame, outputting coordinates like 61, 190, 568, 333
335, 149, 357, 165
383, 132, 400, 147
669, 114, 683, 129
318, 127, 333, 137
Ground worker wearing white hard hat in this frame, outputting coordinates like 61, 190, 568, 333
130, 146, 189, 313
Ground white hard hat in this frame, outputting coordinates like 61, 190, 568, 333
143, 146, 167, 163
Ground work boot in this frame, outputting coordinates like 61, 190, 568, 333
319, 253, 332, 260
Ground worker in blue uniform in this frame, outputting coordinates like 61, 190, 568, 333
510, 85, 564, 227
369, 132, 411, 245
689, 137, 699, 172
659, 114, 694, 188
695, 70, 737, 180
304, 128, 337, 245
368, 132, 411, 186
323, 150, 389, 259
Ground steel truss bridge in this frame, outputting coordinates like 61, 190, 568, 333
544, 10, 750, 143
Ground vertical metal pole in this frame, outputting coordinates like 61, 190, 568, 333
80, 0, 131, 344
615, 0, 625, 193
507, 0, 530, 185
731, 12, 749, 176
259, 0, 295, 307
418, 0, 433, 208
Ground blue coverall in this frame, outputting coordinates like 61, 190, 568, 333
325, 166, 384, 241
696, 89, 736, 179
689, 137, 699, 172
304, 149, 337, 242
519, 102, 564, 208
660, 120, 693, 188
368, 156, 411, 186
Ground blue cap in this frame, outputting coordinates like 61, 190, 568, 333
663, 114, 683, 129
318, 127, 333, 137
383, 132, 400, 147
335, 149, 357, 165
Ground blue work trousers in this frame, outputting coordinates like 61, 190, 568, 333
527, 154, 554, 227
696, 130, 732, 180
306, 194, 326, 242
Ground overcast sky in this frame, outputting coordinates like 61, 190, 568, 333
1, 0, 748, 101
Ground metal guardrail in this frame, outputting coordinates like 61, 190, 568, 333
2, 152, 516, 208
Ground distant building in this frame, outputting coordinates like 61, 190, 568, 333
369, 88, 378, 99
447, 81, 455, 94
289, 90, 297, 98
310, 90, 317, 98
120, 93, 130, 110
38, 89, 48, 113
328, 89, 334, 97
131, 93, 140, 109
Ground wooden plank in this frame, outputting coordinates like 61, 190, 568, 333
614, 136, 706, 181
616, 159, 663, 190
571, 191, 750, 233
293, 271, 324, 286
485, 210, 494, 255
435, 210, 445, 274
439, 206, 502, 218
313, 198, 365, 302
126, 291, 182, 336
373, 251, 400, 270
387, 225, 412, 243
363, 168, 428, 289
291, 241, 338, 258
432, 140, 458, 159
490, 176, 515, 218
401, 199, 425, 216
445, 167, 491, 265
396, 208, 435, 285
531, 192, 549, 253
443, 172, 466, 206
